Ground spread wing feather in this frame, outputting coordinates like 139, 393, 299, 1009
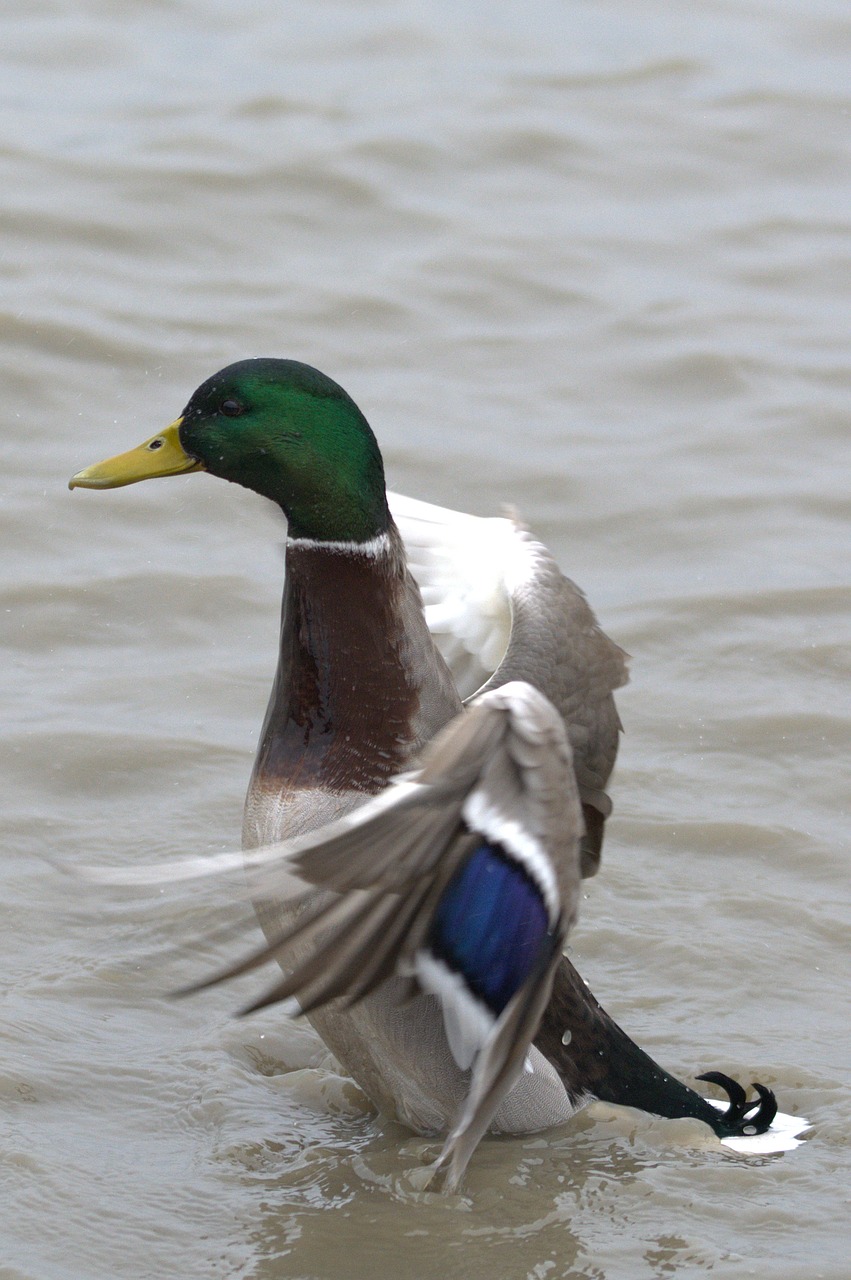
90, 682, 582, 1190
389, 491, 628, 876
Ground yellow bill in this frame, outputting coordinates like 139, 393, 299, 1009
68, 419, 203, 490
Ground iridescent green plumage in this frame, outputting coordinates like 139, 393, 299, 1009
178, 359, 391, 542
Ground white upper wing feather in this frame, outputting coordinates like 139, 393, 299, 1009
388, 491, 520, 698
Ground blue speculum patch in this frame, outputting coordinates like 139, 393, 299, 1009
428, 840, 551, 1015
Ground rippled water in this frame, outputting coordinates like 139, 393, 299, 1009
2, 2, 849, 1277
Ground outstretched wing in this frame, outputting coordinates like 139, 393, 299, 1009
108, 682, 581, 1190
242, 682, 580, 1188
389, 492, 628, 875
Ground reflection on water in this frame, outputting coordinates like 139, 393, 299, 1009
2, 0, 849, 1277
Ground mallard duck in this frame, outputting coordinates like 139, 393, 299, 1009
70, 358, 796, 1187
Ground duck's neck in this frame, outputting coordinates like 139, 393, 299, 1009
251, 524, 461, 797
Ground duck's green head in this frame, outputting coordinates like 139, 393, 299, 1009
69, 359, 391, 543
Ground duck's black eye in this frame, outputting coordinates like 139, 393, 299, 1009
220, 399, 244, 417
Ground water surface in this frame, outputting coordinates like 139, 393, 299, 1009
2, 2, 849, 1277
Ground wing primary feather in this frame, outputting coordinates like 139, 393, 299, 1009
338, 876, 443, 1008
238, 891, 402, 1015
247, 863, 464, 1018
162, 683, 583, 1192
179, 823, 478, 1016
172, 887, 322, 997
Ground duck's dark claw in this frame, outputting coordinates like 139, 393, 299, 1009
697, 1070, 778, 1137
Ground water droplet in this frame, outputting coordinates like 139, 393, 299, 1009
561, 1029, 572, 1046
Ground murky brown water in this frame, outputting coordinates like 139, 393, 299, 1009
2, 2, 849, 1277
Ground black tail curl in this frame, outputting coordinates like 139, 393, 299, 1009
696, 1070, 778, 1137
535, 958, 784, 1140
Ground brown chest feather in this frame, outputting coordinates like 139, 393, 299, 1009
252, 535, 458, 796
